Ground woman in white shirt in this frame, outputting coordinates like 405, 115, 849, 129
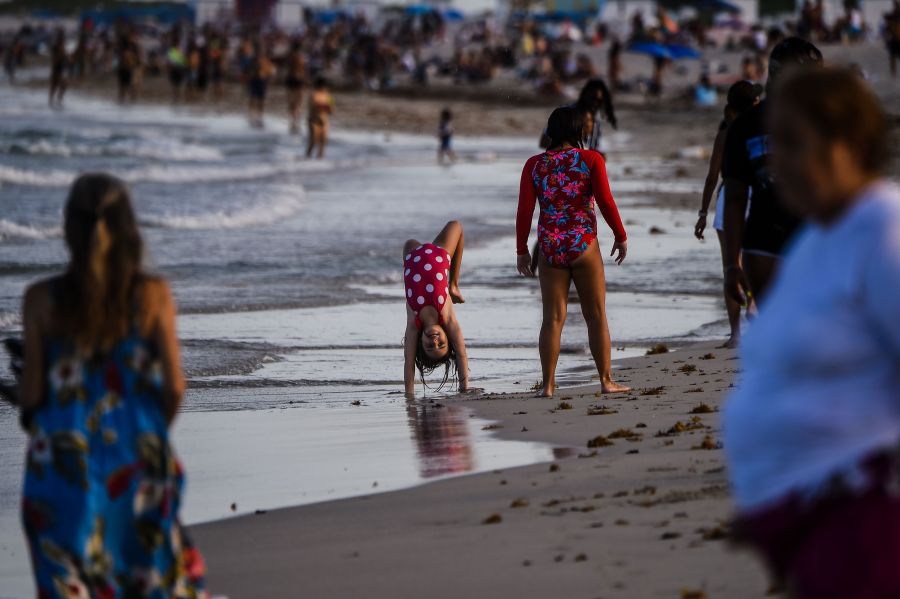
724, 67, 900, 598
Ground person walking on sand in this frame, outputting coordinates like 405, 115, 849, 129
307, 77, 333, 159
18, 173, 208, 598
437, 108, 456, 164
403, 221, 477, 398
721, 37, 822, 306
285, 41, 307, 135
724, 67, 900, 599
694, 80, 762, 348
540, 78, 618, 153
517, 106, 630, 398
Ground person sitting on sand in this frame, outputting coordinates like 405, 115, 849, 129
724, 67, 900, 599
307, 77, 334, 159
403, 221, 475, 398
516, 106, 630, 398
19, 173, 208, 597
694, 80, 762, 348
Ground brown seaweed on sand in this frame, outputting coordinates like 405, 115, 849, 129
510, 498, 529, 508
482, 514, 503, 525
556, 401, 573, 410
678, 364, 698, 373
690, 403, 716, 414
692, 435, 723, 450
586, 404, 618, 415
608, 428, 643, 441
639, 386, 666, 396
587, 435, 614, 448
645, 343, 669, 355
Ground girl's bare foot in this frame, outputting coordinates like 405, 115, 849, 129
536, 382, 555, 398
449, 284, 465, 304
600, 380, 630, 394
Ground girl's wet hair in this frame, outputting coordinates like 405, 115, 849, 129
577, 78, 617, 130
545, 106, 586, 150
413, 330, 458, 392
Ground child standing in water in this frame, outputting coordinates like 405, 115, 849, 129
307, 78, 333, 159
517, 106, 629, 398
403, 221, 474, 397
437, 108, 456, 163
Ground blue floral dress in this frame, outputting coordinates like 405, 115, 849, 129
22, 328, 207, 599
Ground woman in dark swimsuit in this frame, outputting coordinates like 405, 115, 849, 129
48, 29, 68, 109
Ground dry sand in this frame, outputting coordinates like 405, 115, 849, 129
193, 342, 773, 598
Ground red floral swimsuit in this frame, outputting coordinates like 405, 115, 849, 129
404, 243, 451, 329
516, 148, 627, 267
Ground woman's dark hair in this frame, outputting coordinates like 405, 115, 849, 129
59, 173, 144, 352
771, 66, 888, 174
440, 108, 452, 121
314, 76, 328, 89
545, 106, 586, 150
413, 332, 458, 392
577, 78, 617, 130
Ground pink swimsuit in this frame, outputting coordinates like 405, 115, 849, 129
404, 243, 451, 329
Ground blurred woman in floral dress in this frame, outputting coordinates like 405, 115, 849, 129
20, 173, 207, 598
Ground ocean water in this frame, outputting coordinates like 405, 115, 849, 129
0, 86, 726, 595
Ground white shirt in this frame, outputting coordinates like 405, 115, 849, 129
724, 181, 900, 511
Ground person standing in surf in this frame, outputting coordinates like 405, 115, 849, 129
307, 77, 333, 159
517, 106, 630, 398
285, 41, 307, 135
403, 221, 475, 397
48, 29, 68, 109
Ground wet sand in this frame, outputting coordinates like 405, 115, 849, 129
193, 341, 772, 598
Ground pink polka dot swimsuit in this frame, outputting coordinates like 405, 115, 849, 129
404, 243, 451, 329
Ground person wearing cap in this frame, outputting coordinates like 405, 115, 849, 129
720, 37, 823, 306
694, 80, 762, 348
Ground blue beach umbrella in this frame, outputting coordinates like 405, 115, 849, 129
442, 7, 466, 21
665, 44, 702, 59
627, 41, 672, 59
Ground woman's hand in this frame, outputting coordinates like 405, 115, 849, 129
610, 240, 627, 265
517, 253, 534, 277
694, 214, 707, 240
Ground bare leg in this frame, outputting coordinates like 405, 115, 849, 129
318, 122, 329, 159
743, 253, 779, 304
432, 221, 464, 303
306, 122, 318, 157
570, 242, 630, 393
403, 238, 422, 260
716, 230, 742, 348
537, 253, 571, 398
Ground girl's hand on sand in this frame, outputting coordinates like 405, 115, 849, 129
459, 385, 483, 396
517, 254, 534, 277
694, 215, 707, 240
610, 240, 627, 265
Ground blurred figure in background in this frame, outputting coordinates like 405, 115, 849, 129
307, 77, 333, 159
721, 37, 823, 306
886, 0, 900, 77
437, 107, 456, 164
725, 67, 900, 599
246, 43, 274, 129
20, 174, 208, 598
166, 31, 187, 103
694, 80, 761, 348
48, 29, 68, 109
116, 30, 141, 105
285, 41, 308, 135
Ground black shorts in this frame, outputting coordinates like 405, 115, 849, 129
248, 78, 267, 100
285, 77, 305, 90
742, 207, 801, 256
169, 68, 185, 87
118, 68, 133, 88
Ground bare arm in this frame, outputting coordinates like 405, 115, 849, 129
696, 130, 726, 239
20, 283, 47, 413
443, 311, 470, 392
403, 307, 418, 397
149, 279, 185, 425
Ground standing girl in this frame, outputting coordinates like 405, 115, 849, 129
19, 174, 207, 597
403, 221, 474, 397
307, 77, 334, 159
517, 107, 629, 398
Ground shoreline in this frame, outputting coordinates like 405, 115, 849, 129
192, 340, 770, 598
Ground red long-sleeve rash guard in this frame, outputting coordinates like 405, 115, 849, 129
516, 148, 627, 257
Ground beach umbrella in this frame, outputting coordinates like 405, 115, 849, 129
442, 8, 466, 21
665, 44, 702, 59
405, 5, 436, 16
627, 41, 672, 59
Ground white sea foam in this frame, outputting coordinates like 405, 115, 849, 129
140, 187, 304, 230
0, 165, 73, 187
3, 138, 224, 162
0, 219, 61, 240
